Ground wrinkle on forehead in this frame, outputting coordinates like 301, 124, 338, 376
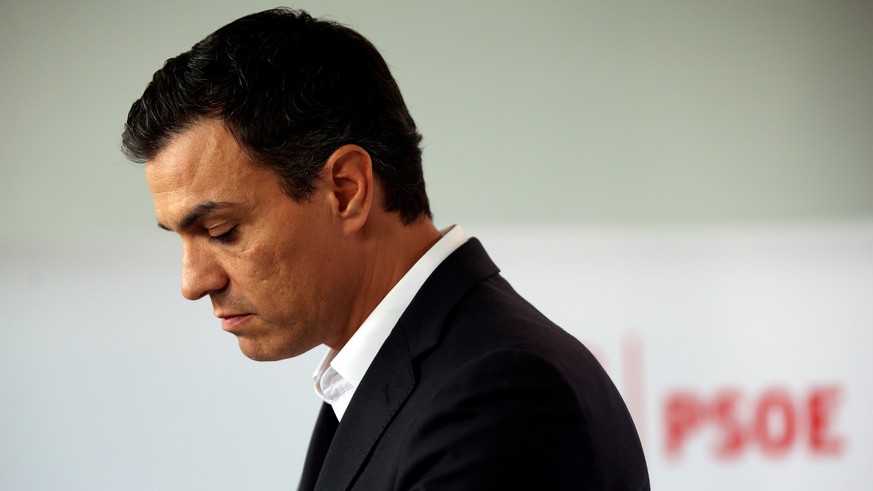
145, 119, 255, 227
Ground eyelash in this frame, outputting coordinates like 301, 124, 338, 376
209, 226, 237, 244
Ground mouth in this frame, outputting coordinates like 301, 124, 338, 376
217, 313, 253, 333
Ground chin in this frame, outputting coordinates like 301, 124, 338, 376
237, 337, 312, 362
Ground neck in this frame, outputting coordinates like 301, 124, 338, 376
329, 214, 441, 351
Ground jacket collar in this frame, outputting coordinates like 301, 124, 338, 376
312, 238, 499, 490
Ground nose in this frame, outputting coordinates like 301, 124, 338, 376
180, 241, 229, 300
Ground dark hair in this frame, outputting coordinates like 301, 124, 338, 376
122, 8, 430, 223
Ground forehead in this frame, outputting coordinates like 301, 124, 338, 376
145, 119, 277, 225
146, 119, 248, 192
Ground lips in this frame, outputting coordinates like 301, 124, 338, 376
217, 313, 253, 332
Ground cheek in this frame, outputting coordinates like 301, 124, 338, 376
235, 236, 310, 308
239, 244, 287, 291
234, 209, 342, 318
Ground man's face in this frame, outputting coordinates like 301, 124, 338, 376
146, 118, 353, 361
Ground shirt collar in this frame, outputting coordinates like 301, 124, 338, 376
313, 225, 468, 413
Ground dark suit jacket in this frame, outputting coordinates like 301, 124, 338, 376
299, 239, 649, 490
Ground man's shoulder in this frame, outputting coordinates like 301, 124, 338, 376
415, 238, 598, 384
352, 241, 650, 490
391, 273, 649, 489
440, 272, 591, 365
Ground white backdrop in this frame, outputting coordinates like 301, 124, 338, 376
2, 221, 871, 489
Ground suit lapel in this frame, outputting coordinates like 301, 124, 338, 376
313, 329, 415, 491
299, 403, 338, 491
311, 239, 500, 490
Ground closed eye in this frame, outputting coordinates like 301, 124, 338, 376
209, 226, 238, 244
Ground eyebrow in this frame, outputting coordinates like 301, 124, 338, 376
157, 201, 239, 232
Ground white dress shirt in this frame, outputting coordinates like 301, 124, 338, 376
313, 225, 468, 421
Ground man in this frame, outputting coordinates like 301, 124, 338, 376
123, 8, 649, 490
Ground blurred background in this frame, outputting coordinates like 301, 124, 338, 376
1, 1, 871, 489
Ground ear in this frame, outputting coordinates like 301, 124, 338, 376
322, 144, 374, 234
